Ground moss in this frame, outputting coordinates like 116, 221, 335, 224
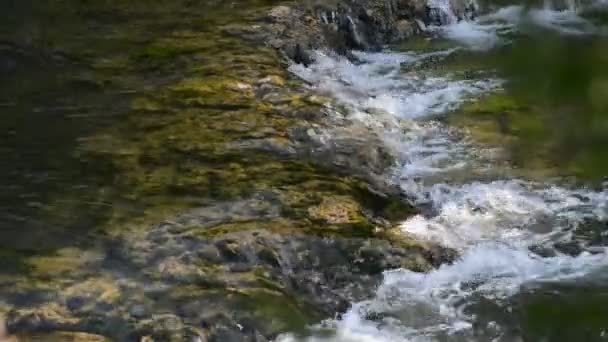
26, 248, 103, 280
461, 93, 522, 114
63, 277, 121, 304
17, 332, 110, 342
191, 219, 298, 239
307, 196, 364, 225
449, 92, 558, 178
131, 97, 164, 112
165, 285, 318, 336
233, 289, 318, 334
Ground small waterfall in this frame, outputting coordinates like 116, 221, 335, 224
427, 0, 458, 25
566, 0, 580, 11
346, 15, 365, 48
426, 0, 479, 25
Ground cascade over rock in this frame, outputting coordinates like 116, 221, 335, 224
264, 0, 478, 63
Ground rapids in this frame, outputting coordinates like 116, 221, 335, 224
279, 0, 608, 340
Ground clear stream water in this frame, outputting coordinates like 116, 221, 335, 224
281, 1, 608, 341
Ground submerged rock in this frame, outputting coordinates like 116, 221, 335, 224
3, 193, 453, 340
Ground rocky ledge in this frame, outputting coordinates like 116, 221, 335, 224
3, 193, 454, 341
0, 0, 465, 341
259, 0, 475, 64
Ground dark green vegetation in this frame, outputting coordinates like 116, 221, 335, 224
501, 34, 608, 182
438, 29, 608, 183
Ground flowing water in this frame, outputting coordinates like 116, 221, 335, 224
280, 1, 608, 341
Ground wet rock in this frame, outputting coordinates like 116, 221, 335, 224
66, 297, 87, 312
207, 326, 246, 342
156, 257, 206, 283
553, 241, 584, 256
268, 5, 292, 22
63, 278, 121, 306
6, 303, 81, 334
395, 19, 417, 40
129, 305, 149, 319
40, 332, 110, 341
263, 0, 473, 64
196, 245, 223, 264
529, 245, 557, 258
132, 314, 193, 341
25, 248, 103, 279
574, 219, 608, 246
3, 190, 453, 341
284, 43, 313, 66
307, 196, 364, 225
257, 75, 285, 87
215, 240, 249, 263
116, 196, 455, 319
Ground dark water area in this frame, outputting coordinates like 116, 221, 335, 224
503, 34, 608, 181
0, 0, 129, 253
0, 0, 281, 257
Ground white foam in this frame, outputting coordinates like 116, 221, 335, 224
528, 7, 594, 34
278, 243, 608, 342
282, 20, 608, 340
442, 20, 502, 50
400, 180, 608, 249
289, 50, 499, 120
354, 244, 606, 340
430, 2, 598, 50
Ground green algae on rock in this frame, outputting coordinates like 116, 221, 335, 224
0, 0, 458, 340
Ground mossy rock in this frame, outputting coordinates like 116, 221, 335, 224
461, 93, 523, 115
16, 332, 110, 342
232, 289, 317, 335
25, 248, 103, 280
307, 196, 365, 225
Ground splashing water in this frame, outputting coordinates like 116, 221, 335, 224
427, 0, 599, 50
281, 2, 608, 341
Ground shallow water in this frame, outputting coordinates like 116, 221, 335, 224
0, 0, 283, 255
281, 2, 608, 341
